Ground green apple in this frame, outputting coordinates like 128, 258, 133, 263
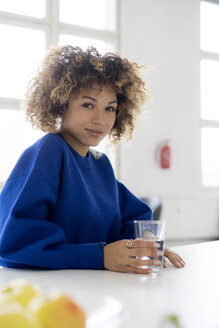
0, 278, 39, 307
0, 302, 40, 328
29, 291, 86, 328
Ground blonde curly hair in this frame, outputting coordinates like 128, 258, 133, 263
25, 45, 149, 144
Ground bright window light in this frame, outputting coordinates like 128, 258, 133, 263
0, 24, 46, 99
59, 34, 115, 54
201, 1, 219, 53
0, 0, 117, 186
59, 0, 116, 31
0, 0, 46, 18
201, 127, 219, 186
0, 109, 44, 182
201, 59, 219, 121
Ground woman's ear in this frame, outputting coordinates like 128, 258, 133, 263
61, 103, 68, 115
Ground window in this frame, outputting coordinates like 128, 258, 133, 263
0, 0, 46, 18
0, 24, 46, 99
59, 0, 116, 31
0, 0, 118, 188
0, 109, 43, 182
200, 0, 219, 187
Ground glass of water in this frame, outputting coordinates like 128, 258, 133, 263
134, 220, 166, 274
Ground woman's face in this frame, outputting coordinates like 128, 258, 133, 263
61, 85, 117, 157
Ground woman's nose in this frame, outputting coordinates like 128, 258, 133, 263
92, 109, 106, 124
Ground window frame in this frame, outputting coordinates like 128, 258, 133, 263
200, 0, 219, 189
0, 0, 119, 189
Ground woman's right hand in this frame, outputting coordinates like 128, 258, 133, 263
103, 239, 162, 274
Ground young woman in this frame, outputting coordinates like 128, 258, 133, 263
0, 46, 185, 273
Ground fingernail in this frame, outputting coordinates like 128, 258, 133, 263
156, 250, 163, 256
153, 242, 160, 248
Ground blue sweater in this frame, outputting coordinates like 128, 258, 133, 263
0, 133, 152, 269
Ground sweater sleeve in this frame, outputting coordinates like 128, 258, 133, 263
117, 181, 153, 240
0, 170, 104, 270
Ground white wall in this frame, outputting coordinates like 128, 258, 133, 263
119, 0, 219, 240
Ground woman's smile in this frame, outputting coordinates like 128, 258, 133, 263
85, 128, 105, 138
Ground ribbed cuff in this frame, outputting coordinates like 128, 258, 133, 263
99, 241, 106, 269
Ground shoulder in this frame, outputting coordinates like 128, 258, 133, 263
90, 150, 116, 179
8, 134, 67, 180
26, 133, 69, 162
35, 133, 67, 154
91, 150, 112, 167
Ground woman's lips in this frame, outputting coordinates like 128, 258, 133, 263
86, 129, 105, 137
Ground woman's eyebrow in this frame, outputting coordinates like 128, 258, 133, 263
81, 96, 117, 104
81, 96, 97, 102
108, 100, 117, 105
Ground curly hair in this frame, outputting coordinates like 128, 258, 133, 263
25, 45, 149, 144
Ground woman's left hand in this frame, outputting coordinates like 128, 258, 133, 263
163, 247, 185, 268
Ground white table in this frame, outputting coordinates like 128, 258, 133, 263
0, 241, 219, 328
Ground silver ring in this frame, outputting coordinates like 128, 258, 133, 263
127, 240, 133, 249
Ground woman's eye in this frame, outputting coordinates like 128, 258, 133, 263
82, 103, 93, 109
106, 106, 117, 112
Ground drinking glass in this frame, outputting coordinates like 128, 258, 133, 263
134, 220, 166, 274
